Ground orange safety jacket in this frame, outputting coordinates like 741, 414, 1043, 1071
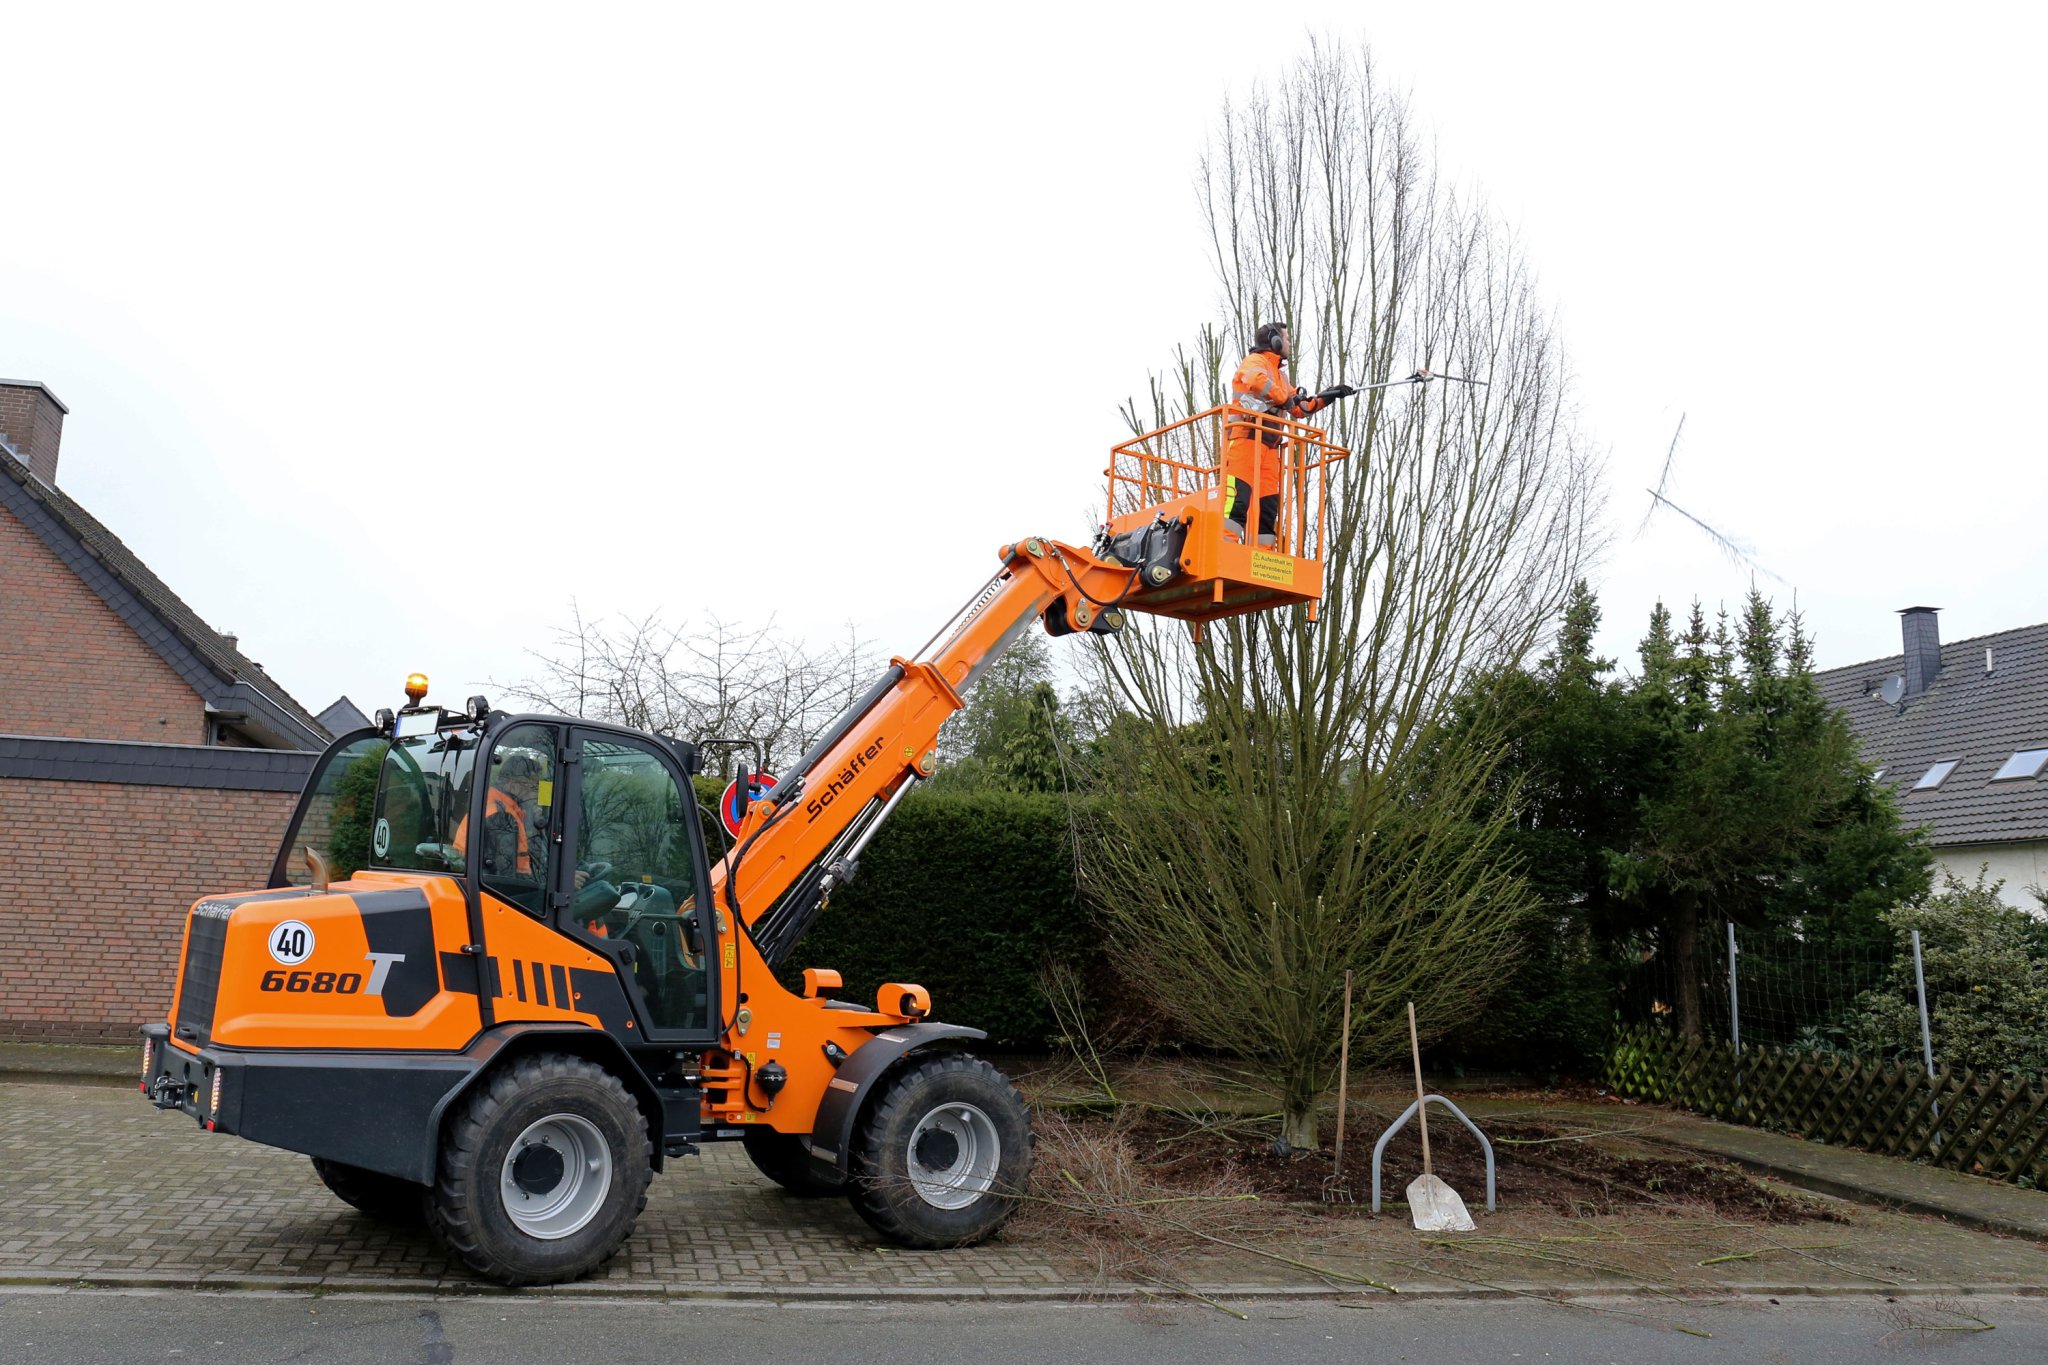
1224, 349, 1328, 494
452, 787, 532, 875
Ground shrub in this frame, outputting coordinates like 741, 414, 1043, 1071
1438, 908, 1613, 1077
1850, 873, 2048, 1076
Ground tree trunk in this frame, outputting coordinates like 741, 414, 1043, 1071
1674, 892, 1702, 1040
1281, 1100, 1319, 1152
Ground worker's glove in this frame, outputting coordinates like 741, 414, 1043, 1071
1315, 384, 1359, 403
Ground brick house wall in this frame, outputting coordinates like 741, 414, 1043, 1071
2, 379, 334, 1043
0, 506, 206, 744
0, 779, 299, 1043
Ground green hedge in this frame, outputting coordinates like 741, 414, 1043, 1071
768, 790, 1101, 1046
701, 776, 1628, 1072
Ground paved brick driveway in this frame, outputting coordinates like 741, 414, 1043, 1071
14, 1080, 2048, 1302
0, 1082, 1068, 1294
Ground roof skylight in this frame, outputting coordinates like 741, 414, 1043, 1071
1913, 759, 1961, 791
1991, 748, 2048, 782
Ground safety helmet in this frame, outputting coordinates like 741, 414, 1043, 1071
1252, 321, 1290, 357
495, 748, 544, 781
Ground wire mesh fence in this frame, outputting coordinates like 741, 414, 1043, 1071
1605, 914, 2048, 1187
1612, 917, 1899, 1055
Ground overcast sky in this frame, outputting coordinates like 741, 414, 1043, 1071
4, 2, 2043, 727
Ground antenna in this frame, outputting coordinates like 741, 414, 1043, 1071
1633, 412, 1788, 585
1880, 675, 1905, 706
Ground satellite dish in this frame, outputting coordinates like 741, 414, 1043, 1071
1880, 675, 1905, 706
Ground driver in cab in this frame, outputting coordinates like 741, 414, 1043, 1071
453, 748, 587, 908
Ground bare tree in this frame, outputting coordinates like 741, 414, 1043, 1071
495, 605, 880, 776
1085, 38, 1603, 1149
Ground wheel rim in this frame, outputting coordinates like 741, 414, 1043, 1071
905, 1102, 1001, 1210
499, 1114, 612, 1239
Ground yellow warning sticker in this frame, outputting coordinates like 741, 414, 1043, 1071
723, 943, 736, 969
536, 779, 553, 806
1250, 550, 1296, 587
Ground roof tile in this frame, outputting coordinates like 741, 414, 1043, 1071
1816, 621, 2048, 847
1, 443, 327, 742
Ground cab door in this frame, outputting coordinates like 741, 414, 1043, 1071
557, 728, 719, 1042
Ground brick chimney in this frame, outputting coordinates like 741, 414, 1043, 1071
1899, 606, 1942, 698
0, 380, 68, 485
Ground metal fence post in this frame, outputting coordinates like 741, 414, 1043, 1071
1911, 928, 1936, 1075
1912, 927, 1940, 1141
1727, 919, 1742, 1106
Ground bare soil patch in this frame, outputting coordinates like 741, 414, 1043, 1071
1121, 1111, 1838, 1225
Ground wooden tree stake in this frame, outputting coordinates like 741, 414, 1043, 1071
1333, 970, 1354, 1178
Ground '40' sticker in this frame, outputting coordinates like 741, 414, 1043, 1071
269, 920, 315, 966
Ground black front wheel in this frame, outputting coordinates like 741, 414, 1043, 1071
848, 1053, 1032, 1248
742, 1128, 847, 1197
310, 1156, 427, 1225
426, 1053, 653, 1286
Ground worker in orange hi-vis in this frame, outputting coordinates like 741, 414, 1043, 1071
1224, 322, 1356, 545
453, 752, 539, 876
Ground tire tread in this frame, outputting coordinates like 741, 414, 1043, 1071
310, 1156, 427, 1225
848, 1052, 1032, 1248
742, 1127, 847, 1197
425, 1053, 652, 1286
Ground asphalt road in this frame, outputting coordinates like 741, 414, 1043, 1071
3, 1291, 2046, 1364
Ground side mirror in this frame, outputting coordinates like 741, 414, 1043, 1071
733, 761, 752, 823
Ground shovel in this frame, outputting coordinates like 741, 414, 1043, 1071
1405, 1000, 1475, 1232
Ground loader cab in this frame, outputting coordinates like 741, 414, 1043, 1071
271, 703, 720, 1043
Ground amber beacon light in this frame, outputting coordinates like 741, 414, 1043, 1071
404, 672, 430, 703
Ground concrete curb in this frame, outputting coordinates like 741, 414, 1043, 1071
0, 1269, 2040, 1303
0, 1070, 133, 1089
1638, 1133, 2048, 1245
0, 1043, 136, 1090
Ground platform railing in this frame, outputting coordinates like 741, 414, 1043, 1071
1107, 405, 1349, 560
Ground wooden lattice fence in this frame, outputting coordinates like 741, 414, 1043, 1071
1606, 1024, 2048, 1187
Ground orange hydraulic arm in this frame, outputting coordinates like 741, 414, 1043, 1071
706, 406, 1345, 972
691, 536, 1140, 1131
691, 412, 1341, 1129
707, 535, 1133, 961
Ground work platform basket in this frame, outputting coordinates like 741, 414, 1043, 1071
1102, 405, 1349, 628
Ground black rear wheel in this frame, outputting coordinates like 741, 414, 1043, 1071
848, 1052, 1032, 1248
426, 1053, 652, 1286
742, 1128, 847, 1197
310, 1156, 427, 1225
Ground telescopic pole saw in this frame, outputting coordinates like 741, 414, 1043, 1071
1354, 367, 1489, 391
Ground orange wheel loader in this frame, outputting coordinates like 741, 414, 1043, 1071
139, 411, 1345, 1285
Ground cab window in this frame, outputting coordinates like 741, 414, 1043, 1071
278, 734, 388, 884
369, 726, 481, 875
471, 724, 559, 917
572, 734, 709, 1033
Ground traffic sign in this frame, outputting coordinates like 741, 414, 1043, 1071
719, 772, 778, 838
